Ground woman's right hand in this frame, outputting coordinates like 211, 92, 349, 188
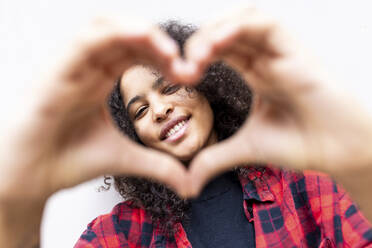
0, 17, 188, 247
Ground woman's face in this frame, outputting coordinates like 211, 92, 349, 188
121, 65, 216, 161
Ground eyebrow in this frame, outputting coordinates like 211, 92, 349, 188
126, 95, 142, 111
152, 76, 165, 90
126, 77, 165, 111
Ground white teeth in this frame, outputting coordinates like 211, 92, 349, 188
165, 120, 187, 138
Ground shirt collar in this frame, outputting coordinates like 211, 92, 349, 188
237, 166, 275, 203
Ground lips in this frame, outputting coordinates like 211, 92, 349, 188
160, 115, 190, 140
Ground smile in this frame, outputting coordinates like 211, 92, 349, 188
165, 119, 187, 137
160, 116, 190, 142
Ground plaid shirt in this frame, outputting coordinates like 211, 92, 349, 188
75, 167, 372, 248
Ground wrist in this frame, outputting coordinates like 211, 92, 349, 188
0, 198, 45, 248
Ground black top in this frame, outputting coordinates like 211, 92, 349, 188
182, 172, 255, 248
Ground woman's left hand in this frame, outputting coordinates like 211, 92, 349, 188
183, 7, 372, 219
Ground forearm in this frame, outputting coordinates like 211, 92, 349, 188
325, 103, 372, 223
331, 164, 372, 223
0, 199, 45, 248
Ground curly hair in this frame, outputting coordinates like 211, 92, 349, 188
106, 20, 253, 236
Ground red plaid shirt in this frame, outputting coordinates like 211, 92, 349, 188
75, 167, 372, 248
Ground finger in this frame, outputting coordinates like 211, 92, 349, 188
146, 26, 181, 80
170, 58, 200, 84
184, 22, 242, 83
187, 134, 258, 197
187, 118, 309, 197
115, 146, 190, 197
39, 19, 182, 130
184, 8, 278, 84
52, 123, 189, 197
55, 17, 180, 88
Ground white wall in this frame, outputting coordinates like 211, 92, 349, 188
1, 0, 372, 247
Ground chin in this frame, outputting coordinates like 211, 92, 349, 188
171, 147, 199, 163
170, 135, 211, 162
173, 152, 194, 162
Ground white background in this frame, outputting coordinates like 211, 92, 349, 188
1, 0, 372, 247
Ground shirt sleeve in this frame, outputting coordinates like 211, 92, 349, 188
74, 223, 103, 248
302, 170, 372, 247
73, 202, 151, 248
73, 213, 129, 248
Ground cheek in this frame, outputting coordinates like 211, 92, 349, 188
200, 105, 214, 132
174, 87, 198, 102
174, 88, 207, 109
186, 96, 214, 135
134, 122, 157, 145
174, 90, 214, 127
197, 100, 215, 134
193, 96, 213, 118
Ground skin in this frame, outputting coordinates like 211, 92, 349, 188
184, 7, 372, 221
0, 17, 190, 247
1, 7, 372, 247
121, 66, 217, 162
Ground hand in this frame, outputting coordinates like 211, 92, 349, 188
0, 17, 189, 247
184, 7, 372, 206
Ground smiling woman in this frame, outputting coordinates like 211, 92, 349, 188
121, 65, 216, 161
73, 21, 372, 248
4, 3, 372, 247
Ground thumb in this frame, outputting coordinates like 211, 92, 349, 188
187, 119, 308, 198
113, 146, 190, 197
52, 125, 189, 197
187, 134, 259, 197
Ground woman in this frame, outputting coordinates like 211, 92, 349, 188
75, 22, 372, 248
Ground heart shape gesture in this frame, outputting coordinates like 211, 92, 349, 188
2, 7, 372, 246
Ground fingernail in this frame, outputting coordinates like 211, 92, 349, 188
182, 61, 198, 75
172, 59, 199, 83
159, 40, 178, 57
189, 43, 210, 63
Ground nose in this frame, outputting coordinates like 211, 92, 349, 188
152, 101, 173, 123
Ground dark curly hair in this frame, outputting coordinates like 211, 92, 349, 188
106, 21, 253, 236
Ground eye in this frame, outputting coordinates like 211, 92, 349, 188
162, 84, 181, 95
134, 105, 148, 120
